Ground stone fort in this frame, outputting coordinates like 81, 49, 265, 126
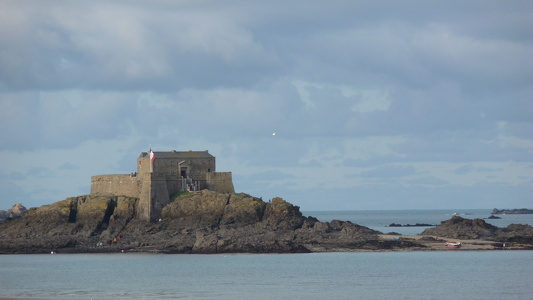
90, 149, 235, 222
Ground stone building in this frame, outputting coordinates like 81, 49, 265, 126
91, 150, 235, 222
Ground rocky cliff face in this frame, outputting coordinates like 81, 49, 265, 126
0, 195, 138, 253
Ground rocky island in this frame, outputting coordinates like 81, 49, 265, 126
492, 208, 533, 214
1, 191, 533, 254
1, 149, 532, 254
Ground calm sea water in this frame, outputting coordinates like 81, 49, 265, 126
1, 252, 532, 300
1, 210, 532, 300
303, 209, 533, 235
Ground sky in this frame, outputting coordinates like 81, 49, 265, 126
0, 0, 532, 211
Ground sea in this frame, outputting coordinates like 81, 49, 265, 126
1, 209, 532, 300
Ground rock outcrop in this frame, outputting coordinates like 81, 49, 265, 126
421, 216, 499, 239
1, 191, 422, 254
0, 203, 27, 222
421, 216, 533, 243
0, 196, 138, 253
491, 208, 533, 214
2, 194, 532, 254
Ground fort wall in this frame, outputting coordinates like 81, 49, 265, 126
137, 177, 151, 221
206, 172, 235, 194
137, 157, 150, 174
150, 177, 170, 222
90, 175, 141, 198
91, 150, 234, 222
151, 157, 215, 180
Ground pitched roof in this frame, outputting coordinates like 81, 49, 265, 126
139, 150, 214, 159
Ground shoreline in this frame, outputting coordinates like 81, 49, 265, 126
2, 234, 529, 255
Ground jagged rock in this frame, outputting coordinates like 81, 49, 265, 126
74, 195, 115, 237
313, 221, 331, 233
302, 216, 319, 229
496, 224, 533, 243
262, 197, 305, 230
219, 193, 266, 228
108, 196, 138, 235
421, 216, 498, 239
11, 203, 27, 215
329, 220, 344, 231
0, 203, 27, 222
192, 232, 219, 253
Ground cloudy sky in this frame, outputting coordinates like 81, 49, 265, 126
1, 1, 532, 211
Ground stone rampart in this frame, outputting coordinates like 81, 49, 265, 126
137, 178, 151, 221
90, 150, 234, 222
135, 175, 171, 222
206, 172, 235, 194
90, 175, 141, 198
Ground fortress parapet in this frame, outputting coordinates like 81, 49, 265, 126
90, 174, 142, 198
90, 150, 235, 222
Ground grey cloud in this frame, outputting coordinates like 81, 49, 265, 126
0, 180, 32, 209
0, 0, 531, 210
406, 176, 449, 186
0, 1, 281, 91
0, 98, 136, 151
0, 96, 40, 149
454, 165, 504, 175
58, 162, 79, 170
26, 166, 53, 178
357, 165, 417, 179
242, 170, 295, 181
0, 171, 26, 181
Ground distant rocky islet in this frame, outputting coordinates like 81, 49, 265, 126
491, 208, 533, 214
0, 203, 26, 222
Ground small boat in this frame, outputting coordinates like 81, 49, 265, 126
445, 242, 461, 249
